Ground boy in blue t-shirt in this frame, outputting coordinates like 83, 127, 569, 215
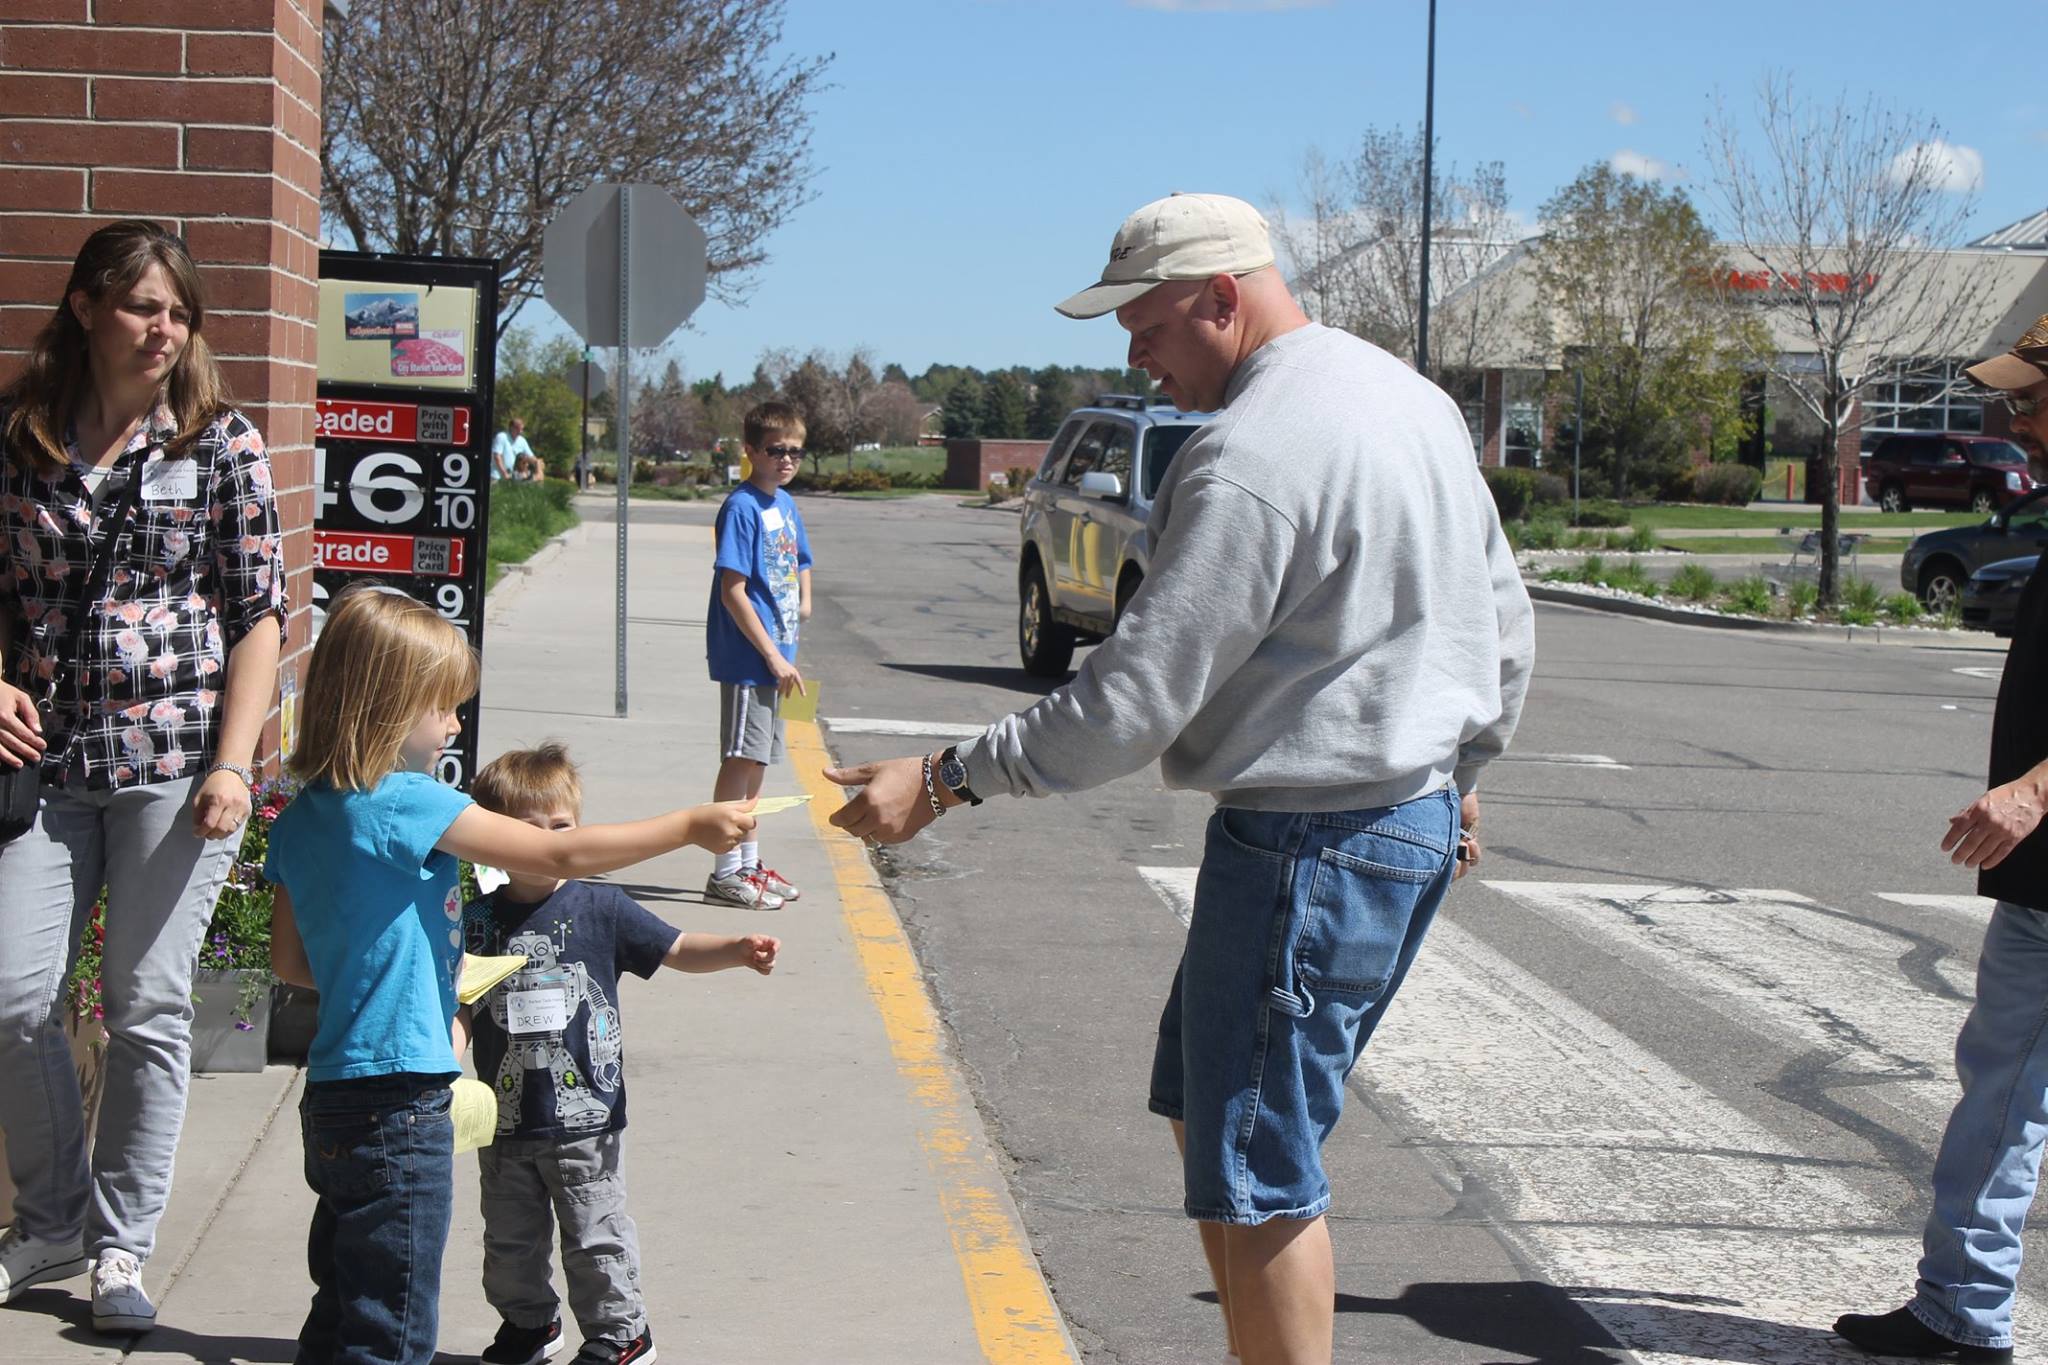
703, 399, 814, 909
461, 745, 778, 1365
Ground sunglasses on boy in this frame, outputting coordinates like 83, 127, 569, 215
762, 444, 805, 460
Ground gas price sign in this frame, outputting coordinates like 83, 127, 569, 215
315, 252, 498, 790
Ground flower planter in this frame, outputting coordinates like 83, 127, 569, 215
0, 1012, 106, 1223
268, 983, 319, 1064
190, 968, 271, 1074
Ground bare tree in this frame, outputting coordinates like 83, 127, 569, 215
1704, 73, 2001, 604
864, 380, 926, 448
322, 0, 831, 335
1271, 126, 1521, 382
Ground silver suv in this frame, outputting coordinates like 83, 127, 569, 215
1017, 395, 1209, 675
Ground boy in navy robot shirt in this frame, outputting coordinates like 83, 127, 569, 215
462, 744, 778, 1365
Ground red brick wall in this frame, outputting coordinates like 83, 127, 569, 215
946, 438, 1050, 491
0, 0, 322, 773
1480, 370, 1503, 468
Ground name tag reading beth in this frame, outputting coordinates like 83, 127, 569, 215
141, 460, 199, 501
506, 987, 569, 1034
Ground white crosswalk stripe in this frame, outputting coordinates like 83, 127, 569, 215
1876, 891, 1999, 922
1132, 869, 2048, 1363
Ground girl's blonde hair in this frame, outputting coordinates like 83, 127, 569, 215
291, 586, 480, 791
2, 219, 232, 475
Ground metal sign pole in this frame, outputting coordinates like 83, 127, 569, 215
614, 189, 631, 717
1573, 367, 1585, 522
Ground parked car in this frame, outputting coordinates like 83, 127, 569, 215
1864, 433, 2037, 513
1900, 486, 2048, 611
1017, 395, 1209, 675
1961, 555, 2038, 637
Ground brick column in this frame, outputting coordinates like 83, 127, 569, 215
1480, 369, 1504, 467
0, 0, 322, 774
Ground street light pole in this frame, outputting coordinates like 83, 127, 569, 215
1416, 0, 1437, 376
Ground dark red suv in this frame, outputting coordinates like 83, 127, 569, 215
1865, 434, 2037, 514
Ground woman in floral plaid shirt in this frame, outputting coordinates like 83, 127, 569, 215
0, 222, 286, 1336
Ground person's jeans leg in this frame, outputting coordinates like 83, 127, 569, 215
1913, 902, 2048, 1348
0, 783, 104, 1244
89, 777, 236, 1261
478, 1139, 562, 1329
297, 1077, 455, 1365
546, 1133, 646, 1343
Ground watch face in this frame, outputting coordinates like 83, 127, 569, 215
939, 756, 968, 790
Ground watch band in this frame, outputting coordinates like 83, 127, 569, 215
207, 761, 255, 789
938, 745, 982, 806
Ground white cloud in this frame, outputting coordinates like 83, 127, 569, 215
1890, 139, 1984, 192
1610, 149, 1683, 182
1128, 0, 1329, 10
1609, 101, 1638, 126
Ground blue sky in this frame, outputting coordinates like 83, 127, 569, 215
516, 0, 2048, 384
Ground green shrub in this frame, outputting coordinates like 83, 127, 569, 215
1518, 518, 1565, 551
1484, 468, 1540, 520
1006, 465, 1037, 494
1530, 471, 1568, 507
1882, 592, 1924, 624
1842, 577, 1882, 613
1570, 499, 1631, 528
1670, 563, 1718, 601
1607, 558, 1659, 598
1580, 553, 1606, 583
1840, 604, 1879, 626
1568, 529, 1601, 549
1607, 525, 1656, 553
1694, 463, 1763, 505
1539, 567, 1580, 583
1785, 579, 1818, 618
1938, 601, 1963, 630
825, 467, 892, 493
1727, 575, 1773, 614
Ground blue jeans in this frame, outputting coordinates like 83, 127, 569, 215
296, 1074, 455, 1365
1149, 789, 1458, 1224
1914, 901, 2048, 1349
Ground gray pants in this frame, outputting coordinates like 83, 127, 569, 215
479, 1131, 646, 1343
0, 776, 235, 1260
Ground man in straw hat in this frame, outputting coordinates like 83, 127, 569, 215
828, 192, 1533, 1364
1836, 315, 2048, 1364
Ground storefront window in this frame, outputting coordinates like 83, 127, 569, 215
1860, 358, 1986, 449
1439, 371, 1485, 463
1504, 371, 1544, 468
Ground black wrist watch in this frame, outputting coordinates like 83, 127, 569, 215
936, 745, 982, 807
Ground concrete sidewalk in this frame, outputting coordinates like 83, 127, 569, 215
10, 515, 1075, 1364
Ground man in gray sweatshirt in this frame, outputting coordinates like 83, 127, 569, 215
828, 192, 1534, 1365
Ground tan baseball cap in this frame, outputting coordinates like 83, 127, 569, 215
1055, 192, 1275, 320
1966, 312, 2048, 390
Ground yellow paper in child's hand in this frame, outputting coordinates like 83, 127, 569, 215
451, 1077, 497, 1154
749, 795, 813, 817
456, 953, 526, 1005
781, 680, 820, 723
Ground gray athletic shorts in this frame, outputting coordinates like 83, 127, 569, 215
719, 682, 785, 764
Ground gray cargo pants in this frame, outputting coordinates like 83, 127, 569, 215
478, 1131, 647, 1343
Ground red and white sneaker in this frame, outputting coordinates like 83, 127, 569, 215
751, 866, 800, 902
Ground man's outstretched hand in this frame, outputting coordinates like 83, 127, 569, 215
826, 755, 938, 844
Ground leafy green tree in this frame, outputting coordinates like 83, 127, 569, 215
494, 329, 584, 478
981, 371, 1029, 438
1026, 366, 1070, 438
1525, 164, 1759, 499
942, 375, 984, 439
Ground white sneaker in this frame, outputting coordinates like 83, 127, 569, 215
0, 1225, 87, 1303
705, 869, 783, 910
90, 1248, 155, 1334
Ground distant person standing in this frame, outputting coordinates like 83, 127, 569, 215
491, 417, 532, 484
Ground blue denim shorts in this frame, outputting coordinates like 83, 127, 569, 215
1148, 788, 1458, 1225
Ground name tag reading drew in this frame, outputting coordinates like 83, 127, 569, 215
141, 460, 199, 501
761, 506, 786, 531
506, 987, 569, 1034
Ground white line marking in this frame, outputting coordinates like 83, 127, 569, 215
1482, 881, 1974, 1118
1875, 892, 1996, 921
1132, 870, 2047, 1362
1953, 666, 2003, 680
1499, 752, 1632, 771
821, 717, 983, 738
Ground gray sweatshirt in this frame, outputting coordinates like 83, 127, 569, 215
957, 323, 1534, 813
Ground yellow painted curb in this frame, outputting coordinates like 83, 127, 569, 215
787, 719, 1077, 1364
